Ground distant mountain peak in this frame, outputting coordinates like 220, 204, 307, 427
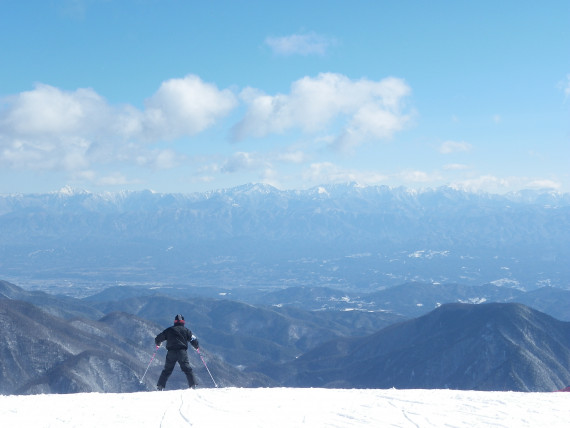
53, 186, 90, 197
234, 183, 279, 194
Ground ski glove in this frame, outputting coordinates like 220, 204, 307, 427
190, 335, 199, 350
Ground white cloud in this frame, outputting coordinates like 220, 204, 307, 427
95, 172, 133, 186
302, 162, 388, 186
233, 73, 412, 150
0, 76, 237, 175
1, 84, 106, 137
221, 152, 269, 173
439, 140, 472, 154
399, 170, 434, 183
275, 150, 310, 164
143, 75, 237, 140
525, 179, 561, 190
335, 104, 409, 151
452, 175, 563, 193
135, 149, 181, 170
218, 151, 281, 187
265, 32, 334, 56
451, 175, 511, 193
220, 147, 309, 174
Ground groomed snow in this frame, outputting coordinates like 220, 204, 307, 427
1, 387, 568, 427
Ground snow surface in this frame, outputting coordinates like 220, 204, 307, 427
1, 387, 568, 427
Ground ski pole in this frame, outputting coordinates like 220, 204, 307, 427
140, 344, 160, 384
196, 348, 218, 388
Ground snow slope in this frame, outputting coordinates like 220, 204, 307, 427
1, 387, 568, 427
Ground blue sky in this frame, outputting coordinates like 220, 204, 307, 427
1, 0, 569, 194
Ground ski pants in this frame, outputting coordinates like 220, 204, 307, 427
158, 349, 196, 388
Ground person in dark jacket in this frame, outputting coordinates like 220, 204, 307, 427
155, 314, 199, 390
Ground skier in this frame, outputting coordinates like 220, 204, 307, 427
155, 314, 200, 390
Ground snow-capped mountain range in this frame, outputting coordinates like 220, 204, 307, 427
1, 183, 568, 293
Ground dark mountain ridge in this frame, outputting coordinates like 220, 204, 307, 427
0, 280, 103, 319
0, 297, 270, 395
2, 279, 570, 393
87, 292, 402, 367
85, 281, 570, 322
275, 303, 570, 391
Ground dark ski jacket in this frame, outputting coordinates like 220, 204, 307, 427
155, 324, 199, 351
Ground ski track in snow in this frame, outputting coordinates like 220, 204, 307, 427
0, 387, 568, 428
159, 390, 192, 427
178, 391, 192, 426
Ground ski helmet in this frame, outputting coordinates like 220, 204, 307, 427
174, 314, 185, 324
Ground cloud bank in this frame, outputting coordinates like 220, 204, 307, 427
1, 72, 413, 184
2, 72, 560, 194
0, 76, 237, 173
233, 73, 412, 150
